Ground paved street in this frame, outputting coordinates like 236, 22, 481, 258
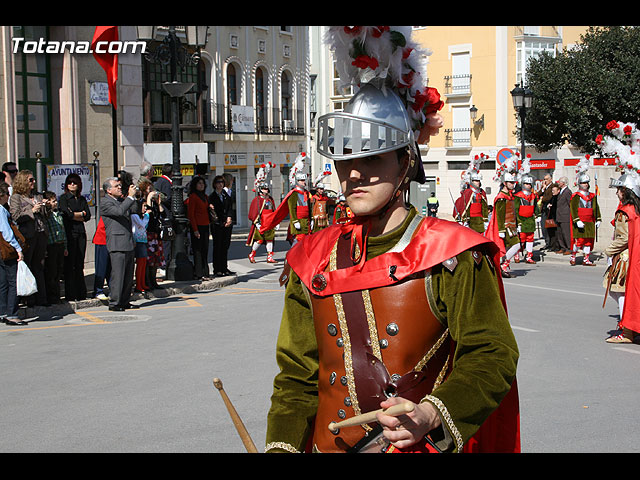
0, 234, 638, 453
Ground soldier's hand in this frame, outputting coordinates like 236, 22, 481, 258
376, 396, 442, 450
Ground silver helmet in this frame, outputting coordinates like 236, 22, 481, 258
520, 174, 534, 186
610, 173, 640, 198
503, 172, 518, 182
577, 173, 590, 184
317, 81, 416, 162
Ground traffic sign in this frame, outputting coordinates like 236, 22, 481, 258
496, 148, 515, 165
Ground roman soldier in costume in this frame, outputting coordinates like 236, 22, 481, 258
259, 153, 312, 245
598, 120, 640, 343
487, 157, 521, 278
454, 153, 489, 233
514, 164, 540, 264
247, 162, 278, 264
265, 26, 520, 454
569, 157, 601, 266
311, 171, 333, 232
333, 193, 353, 225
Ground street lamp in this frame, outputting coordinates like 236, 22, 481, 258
136, 25, 209, 281
510, 81, 533, 159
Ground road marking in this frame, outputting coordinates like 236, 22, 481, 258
612, 346, 640, 355
0, 322, 107, 333
505, 282, 602, 297
76, 311, 110, 323
0, 296, 202, 333
209, 287, 281, 295
511, 325, 540, 332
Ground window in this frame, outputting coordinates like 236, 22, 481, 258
281, 71, 291, 123
332, 59, 353, 97
142, 52, 203, 143
445, 106, 472, 148
256, 67, 266, 131
450, 52, 471, 96
227, 64, 237, 106
516, 38, 557, 85
13, 26, 53, 171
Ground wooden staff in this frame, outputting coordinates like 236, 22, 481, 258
328, 401, 415, 433
212, 378, 258, 453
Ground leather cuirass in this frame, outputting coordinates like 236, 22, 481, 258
307, 229, 452, 453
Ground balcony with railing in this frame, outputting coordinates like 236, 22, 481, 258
203, 101, 304, 136
445, 128, 472, 149
443, 74, 472, 97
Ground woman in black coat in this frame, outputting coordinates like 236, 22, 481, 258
58, 173, 91, 301
208, 175, 234, 277
546, 183, 561, 253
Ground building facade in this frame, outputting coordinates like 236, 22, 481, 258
310, 26, 619, 248
0, 26, 311, 231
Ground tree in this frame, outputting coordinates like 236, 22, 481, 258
525, 26, 640, 154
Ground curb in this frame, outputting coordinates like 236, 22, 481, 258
19, 274, 239, 320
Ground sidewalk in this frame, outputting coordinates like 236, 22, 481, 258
19, 269, 239, 320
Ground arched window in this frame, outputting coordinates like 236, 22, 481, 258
281, 71, 291, 122
256, 67, 266, 132
227, 63, 237, 106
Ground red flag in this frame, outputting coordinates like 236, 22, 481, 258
91, 26, 119, 108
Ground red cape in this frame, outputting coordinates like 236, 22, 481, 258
453, 188, 487, 219
259, 187, 304, 235
620, 204, 640, 333
287, 215, 520, 453
287, 216, 504, 299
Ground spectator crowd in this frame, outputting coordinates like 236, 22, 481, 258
0, 161, 236, 321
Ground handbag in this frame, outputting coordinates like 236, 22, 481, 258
0, 224, 26, 260
16, 260, 37, 297
544, 218, 557, 229
159, 218, 175, 241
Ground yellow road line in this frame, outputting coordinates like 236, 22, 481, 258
210, 287, 281, 295
0, 296, 203, 333
76, 311, 110, 323
0, 322, 107, 333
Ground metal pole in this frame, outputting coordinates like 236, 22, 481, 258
35, 151, 43, 193
520, 106, 526, 161
165, 26, 193, 281
93, 151, 101, 221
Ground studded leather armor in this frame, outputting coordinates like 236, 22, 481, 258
306, 231, 452, 453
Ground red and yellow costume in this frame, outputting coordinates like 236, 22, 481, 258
260, 185, 312, 243
333, 201, 353, 225
454, 187, 488, 233
311, 190, 331, 232
570, 189, 601, 265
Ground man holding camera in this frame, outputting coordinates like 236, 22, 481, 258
100, 177, 140, 311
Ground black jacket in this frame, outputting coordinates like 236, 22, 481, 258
208, 189, 232, 226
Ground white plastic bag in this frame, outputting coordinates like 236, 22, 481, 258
16, 261, 37, 297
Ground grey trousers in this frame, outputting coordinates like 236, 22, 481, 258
108, 249, 135, 307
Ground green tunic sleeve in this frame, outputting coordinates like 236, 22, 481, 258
495, 198, 506, 232
287, 193, 299, 222
427, 251, 519, 451
265, 269, 318, 453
